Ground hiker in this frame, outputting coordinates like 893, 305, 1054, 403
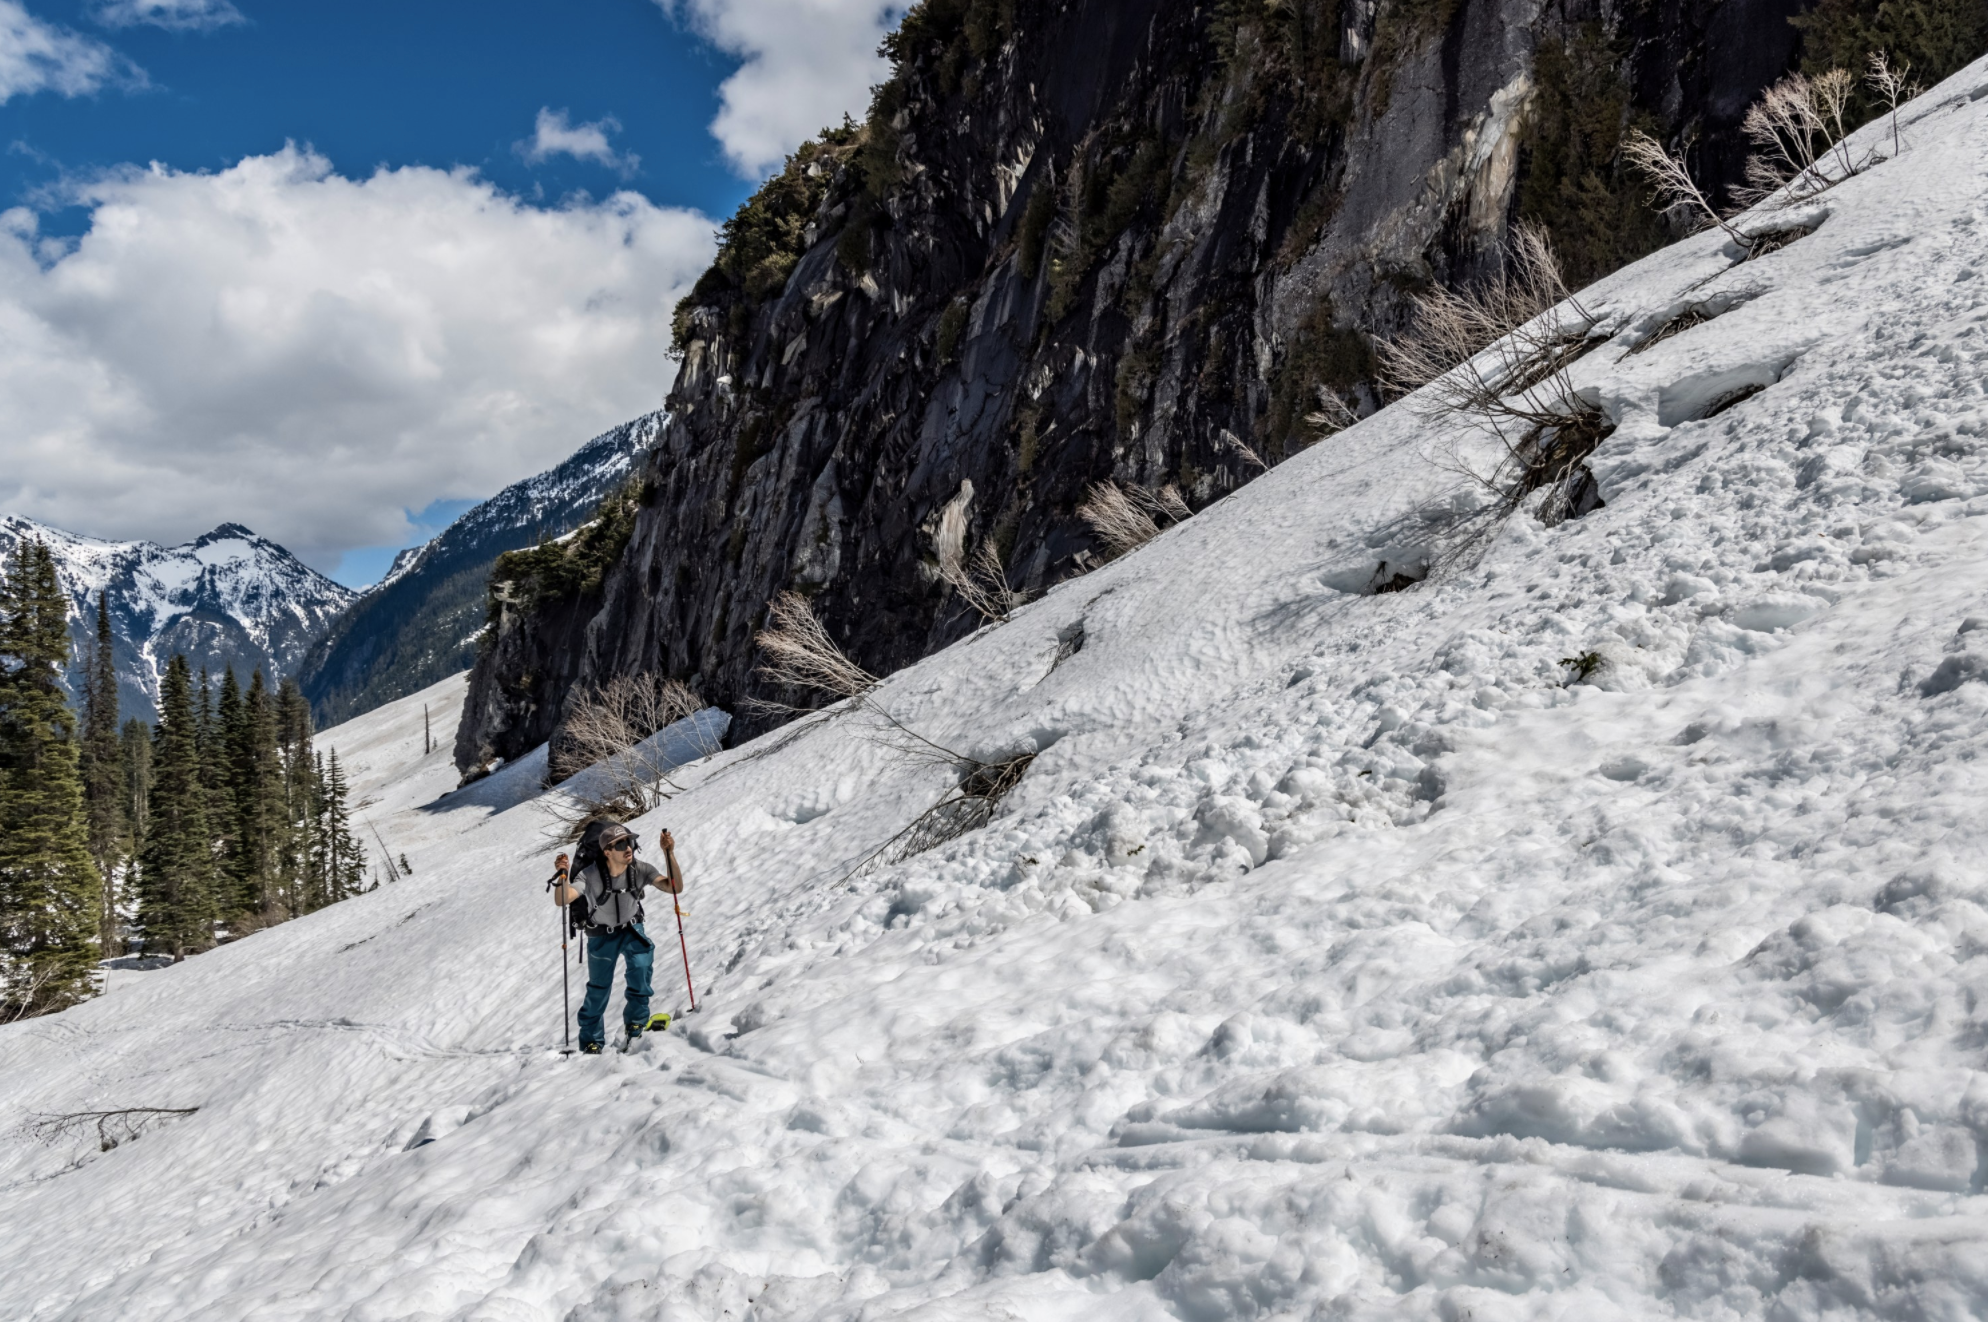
554, 821, 684, 1054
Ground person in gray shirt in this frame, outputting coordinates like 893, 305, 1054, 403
556, 820, 684, 1053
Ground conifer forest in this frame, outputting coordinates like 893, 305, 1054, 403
0, 539, 375, 1022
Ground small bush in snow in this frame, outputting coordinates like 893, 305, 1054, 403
932, 496, 1028, 624
753, 592, 880, 709
548, 673, 714, 823
1377, 223, 1613, 526
1078, 481, 1190, 559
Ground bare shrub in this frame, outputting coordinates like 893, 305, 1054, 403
1868, 52, 1921, 156
1304, 388, 1361, 438
1621, 131, 1750, 243
1377, 223, 1614, 529
1078, 481, 1159, 557
754, 592, 879, 707
1376, 222, 1584, 404
883, 754, 1037, 863
939, 539, 1028, 624
1737, 68, 1864, 206
1216, 428, 1268, 472
1146, 484, 1192, 524
749, 593, 1037, 877
547, 674, 716, 825
1079, 480, 1191, 558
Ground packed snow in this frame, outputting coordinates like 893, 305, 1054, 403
7, 62, 1988, 1322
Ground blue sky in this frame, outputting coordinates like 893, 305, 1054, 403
0, 0, 895, 584
4, 0, 758, 237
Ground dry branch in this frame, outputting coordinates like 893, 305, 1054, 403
1376, 223, 1614, 530
31, 1107, 200, 1152
542, 674, 717, 833
1622, 131, 1750, 243
754, 592, 880, 705
938, 538, 1028, 624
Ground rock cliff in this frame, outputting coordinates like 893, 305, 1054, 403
459, 0, 1819, 770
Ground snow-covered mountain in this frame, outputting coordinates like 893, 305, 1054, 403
7, 62, 1988, 1321
295, 411, 661, 729
0, 516, 355, 718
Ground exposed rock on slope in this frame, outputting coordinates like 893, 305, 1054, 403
0, 516, 353, 720
459, 0, 1824, 767
298, 414, 659, 729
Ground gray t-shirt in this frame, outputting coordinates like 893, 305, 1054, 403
577, 858, 662, 930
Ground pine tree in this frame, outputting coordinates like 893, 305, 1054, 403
273, 678, 315, 915
322, 750, 366, 902
118, 716, 151, 933
80, 593, 123, 954
212, 668, 247, 924
0, 540, 101, 1016
139, 656, 215, 961
236, 670, 283, 924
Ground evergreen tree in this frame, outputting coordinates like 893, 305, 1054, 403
321, 750, 366, 902
0, 540, 100, 1016
80, 592, 124, 953
139, 656, 214, 960
118, 716, 152, 932
273, 678, 315, 915
212, 668, 246, 922
235, 670, 283, 924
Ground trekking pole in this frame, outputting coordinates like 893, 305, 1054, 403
661, 830, 697, 1012
547, 854, 573, 1054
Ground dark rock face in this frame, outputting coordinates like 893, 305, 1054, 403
457, 0, 1806, 769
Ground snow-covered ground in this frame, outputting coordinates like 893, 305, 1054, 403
8, 61, 1988, 1321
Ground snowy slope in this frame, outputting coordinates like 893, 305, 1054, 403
296, 412, 663, 729
7, 65, 1988, 1320
0, 516, 356, 718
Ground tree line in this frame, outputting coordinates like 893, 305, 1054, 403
1, 538, 376, 1021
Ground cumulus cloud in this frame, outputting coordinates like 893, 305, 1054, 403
0, 146, 716, 570
0, 0, 135, 101
516, 107, 640, 177
661, 0, 898, 177
91, 0, 243, 31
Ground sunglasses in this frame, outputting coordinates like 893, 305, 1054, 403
603, 839, 636, 853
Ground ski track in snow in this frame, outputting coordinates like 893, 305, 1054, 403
9, 63, 1988, 1322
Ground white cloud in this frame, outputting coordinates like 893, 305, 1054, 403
0, 146, 716, 571
516, 107, 640, 178
91, 0, 242, 31
662, 0, 898, 177
0, 0, 134, 101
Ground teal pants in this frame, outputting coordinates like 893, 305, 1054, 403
578, 924, 653, 1047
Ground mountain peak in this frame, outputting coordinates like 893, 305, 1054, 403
0, 515, 354, 718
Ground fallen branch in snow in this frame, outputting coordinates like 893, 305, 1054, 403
750, 593, 1037, 875
30, 1107, 200, 1152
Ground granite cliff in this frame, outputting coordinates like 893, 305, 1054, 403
458, 0, 1942, 772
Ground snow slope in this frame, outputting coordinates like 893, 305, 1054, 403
7, 63, 1988, 1320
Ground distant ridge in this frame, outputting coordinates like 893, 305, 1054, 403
0, 516, 356, 720
296, 412, 662, 728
